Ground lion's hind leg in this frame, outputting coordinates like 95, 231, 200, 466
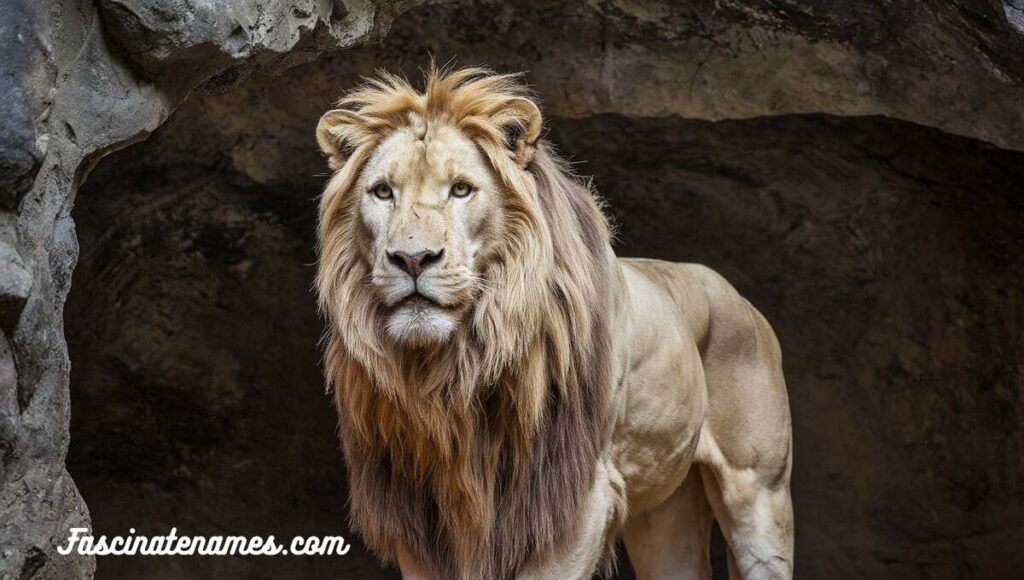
696, 434, 793, 580
623, 468, 715, 580
687, 266, 794, 579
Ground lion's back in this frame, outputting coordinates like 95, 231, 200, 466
620, 257, 778, 359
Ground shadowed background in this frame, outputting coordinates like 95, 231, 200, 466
63, 1, 1023, 578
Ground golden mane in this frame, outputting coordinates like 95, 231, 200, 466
315, 66, 619, 579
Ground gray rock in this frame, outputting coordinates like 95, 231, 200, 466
0, 227, 32, 333
1007, 0, 1024, 33
0, 0, 53, 213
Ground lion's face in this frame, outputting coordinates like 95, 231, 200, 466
355, 120, 505, 345
318, 68, 617, 579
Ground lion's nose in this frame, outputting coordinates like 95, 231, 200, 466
387, 249, 444, 279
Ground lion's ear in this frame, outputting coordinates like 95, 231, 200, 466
499, 97, 543, 168
317, 109, 360, 171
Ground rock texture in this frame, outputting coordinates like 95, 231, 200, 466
358, 0, 1024, 150
4, 0, 1024, 579
0, 1, 420, 578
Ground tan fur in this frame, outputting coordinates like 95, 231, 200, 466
316, 67, 794, 580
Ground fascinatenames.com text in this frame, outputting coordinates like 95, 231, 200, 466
57, 528, 351, 557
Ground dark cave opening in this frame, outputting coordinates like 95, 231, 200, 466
63, 41, 1024, 580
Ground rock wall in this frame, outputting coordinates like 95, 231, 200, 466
4, 0, 1024, 578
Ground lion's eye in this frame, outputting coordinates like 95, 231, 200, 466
450, 181, 473, 198
371, 183, 393, 200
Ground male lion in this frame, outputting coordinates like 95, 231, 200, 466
315, 66, 793, 580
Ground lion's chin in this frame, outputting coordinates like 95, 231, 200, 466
384, 297, 459, 346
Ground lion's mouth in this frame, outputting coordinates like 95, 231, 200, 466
394, 292, 459, 312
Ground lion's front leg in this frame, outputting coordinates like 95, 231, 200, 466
518, 459, 627, 580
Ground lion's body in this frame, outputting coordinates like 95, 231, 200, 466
315, 67, 793, 580
609, 259, 793, 579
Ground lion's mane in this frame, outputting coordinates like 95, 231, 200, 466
315, 67, 618, 579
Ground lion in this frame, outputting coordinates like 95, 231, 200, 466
314, 66, 794, 580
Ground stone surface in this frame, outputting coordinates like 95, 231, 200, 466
0, 0, 48, 214
0, 234, 32, 333
348, 0, 1024, 151
96, 0, 419, 91
4, 0, 1024, 579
